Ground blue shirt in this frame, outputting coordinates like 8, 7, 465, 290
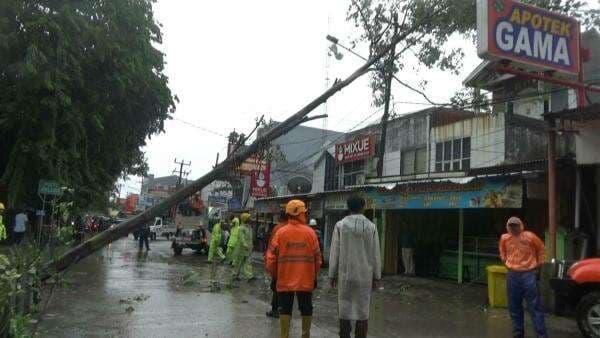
14, 213, 27, 233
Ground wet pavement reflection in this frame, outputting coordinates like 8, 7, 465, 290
37, 238, 580, 337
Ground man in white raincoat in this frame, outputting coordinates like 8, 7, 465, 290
329, 195, 381, 338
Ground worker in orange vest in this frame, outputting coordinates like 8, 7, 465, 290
499, 216, 547, 338
266, 200, 322, 338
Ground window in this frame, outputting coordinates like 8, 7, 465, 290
415, 148, 427, 173
324, 153, 340, 191
435, 143, 443, 172
342, 160, 365, 187
401, 147, 427, 175
435, 137, 471, 172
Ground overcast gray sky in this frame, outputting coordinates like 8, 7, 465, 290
118, 0, 593, 195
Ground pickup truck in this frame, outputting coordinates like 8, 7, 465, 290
550, 258, 600, 338
171, 215, 209, 256
149, 217, 176, 240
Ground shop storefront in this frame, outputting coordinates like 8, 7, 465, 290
366, 176, 526, 284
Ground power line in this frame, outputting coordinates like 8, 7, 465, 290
172, 117, 228, 138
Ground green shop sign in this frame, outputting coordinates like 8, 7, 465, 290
366, 178, 522, 210
38, 180, 63, 196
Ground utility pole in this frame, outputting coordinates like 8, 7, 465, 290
376, 12, 398, 177
173, 158, 191, 187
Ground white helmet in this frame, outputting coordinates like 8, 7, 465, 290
309, 219, 317, 227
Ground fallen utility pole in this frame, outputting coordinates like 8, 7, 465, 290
41, 32, 407, 280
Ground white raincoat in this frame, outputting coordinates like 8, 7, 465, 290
328, 214, 382, 320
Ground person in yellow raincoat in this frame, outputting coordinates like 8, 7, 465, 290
229, 213, 254, 286
0, 203, 7, 242
208, 220, 226, 287
226, 215, 240, 263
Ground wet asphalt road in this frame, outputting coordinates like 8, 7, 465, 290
37, 237, 581, 338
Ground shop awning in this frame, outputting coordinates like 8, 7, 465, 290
361, 177, 523, 210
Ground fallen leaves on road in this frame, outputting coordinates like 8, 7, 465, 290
178, 269, 200, 286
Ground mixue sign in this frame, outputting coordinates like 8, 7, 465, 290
335, 135, 375, 163
477, 0, 580, 74
250, 164, 270, 198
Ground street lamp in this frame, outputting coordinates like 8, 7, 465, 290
326, 35, 368, 62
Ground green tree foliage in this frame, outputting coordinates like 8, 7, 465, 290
343, 0, 599, 107
0, 0, 176, 209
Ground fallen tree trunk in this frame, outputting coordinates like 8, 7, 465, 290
41, 33, 406, 280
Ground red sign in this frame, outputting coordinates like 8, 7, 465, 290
335, 135, 375, 163
477, 0, 580, 74
250, 164, 271, 198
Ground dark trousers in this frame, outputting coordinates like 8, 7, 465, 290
13, 232, 25, 244
278, 291, 312, 316
339, 320, 368, 338
270, 279, 278, 313
507, 270, 547, 338
138, 236, 149, 250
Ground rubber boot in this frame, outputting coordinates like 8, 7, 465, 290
355, 320, 368, 338
279, 315, 291, 338
301, 316, 312, 338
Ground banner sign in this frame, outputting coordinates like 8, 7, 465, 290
477, 0, 580, 74
335, 135, 375, 163
208, 195, 229, 205
366, 178, 523, 209
227, 198, 242, 211
250, 164, 271, 198
38, 180, 62, 196
227, 143, 269, 175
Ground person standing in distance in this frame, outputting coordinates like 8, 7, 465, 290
266, 210, 288, 319
500, 216, 547, 338
0, 203, 7, 243
13, 209, 28, 245
329, 195, 381, 338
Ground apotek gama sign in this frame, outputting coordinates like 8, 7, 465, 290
335, 135, 375, 163
477, 0, 580, 74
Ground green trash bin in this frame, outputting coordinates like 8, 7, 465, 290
486, 265, 508, 308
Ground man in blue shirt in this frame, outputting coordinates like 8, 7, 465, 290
13, 209, 28, 245
401, 224, 415, 276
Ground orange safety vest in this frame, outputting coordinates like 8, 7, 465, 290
266, 219, 322, 292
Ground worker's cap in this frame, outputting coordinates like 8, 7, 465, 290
285, 200, 307, 216
240, 213, 251, 222
309, 219, 317, 227
0, 203, 4, 210
506, 216, 523, 228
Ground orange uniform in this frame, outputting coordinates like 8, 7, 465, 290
499, 217, 545, 272
266, 219, 322, 292
264, 222, 285, 259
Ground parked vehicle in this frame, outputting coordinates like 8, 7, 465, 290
550, 258, 600, 338
149, 217, 176, 240
171, 226, 208, 256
